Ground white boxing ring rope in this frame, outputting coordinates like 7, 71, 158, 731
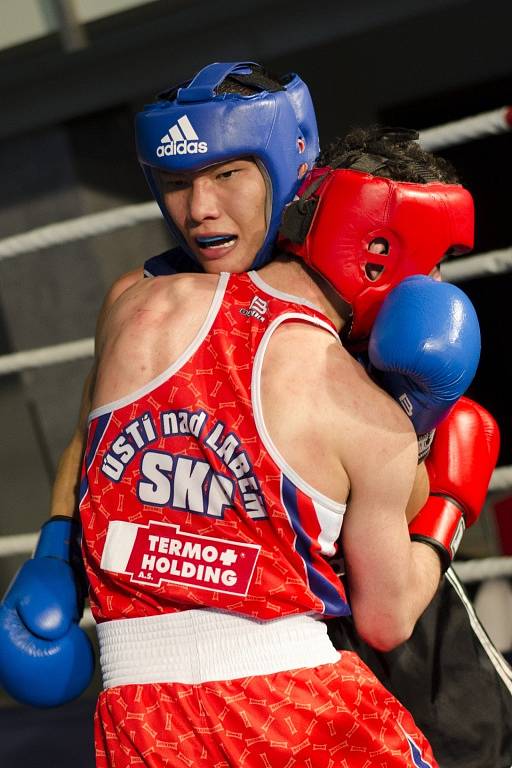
0, 103, 511, 605
419, 105, 512, 151
0, 201, 160, 262
0, 338, 94, 375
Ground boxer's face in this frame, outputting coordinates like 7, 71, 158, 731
158, 159, 267, 273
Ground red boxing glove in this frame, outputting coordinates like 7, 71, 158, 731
409, 396, 500, 571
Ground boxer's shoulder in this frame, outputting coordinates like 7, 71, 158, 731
104, 267, 145, 309
112, 271, 217, 314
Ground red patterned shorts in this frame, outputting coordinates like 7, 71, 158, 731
95, 651, 437, 767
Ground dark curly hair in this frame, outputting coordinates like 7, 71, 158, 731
318, 126, 458, 184
158, 64, 284, 102
216, 66, 285, 96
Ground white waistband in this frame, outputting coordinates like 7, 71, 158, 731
97, 610, 340, 689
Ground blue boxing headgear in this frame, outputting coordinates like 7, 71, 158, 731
135, 61, 319, 269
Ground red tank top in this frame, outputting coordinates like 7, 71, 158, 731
80, 272, 350, 622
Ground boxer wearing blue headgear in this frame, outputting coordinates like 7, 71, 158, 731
136, 61, 319, 270
0, 60, 319, 713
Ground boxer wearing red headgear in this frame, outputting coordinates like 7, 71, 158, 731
278, 133, 483, 556
279, 164, 474, 342
304, 128, 511, 768
279, 162, 481, 440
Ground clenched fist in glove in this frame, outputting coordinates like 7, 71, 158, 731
409, 397, 500, 571
0, 516, 94, 707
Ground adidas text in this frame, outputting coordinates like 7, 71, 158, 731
157, 140, 208, 157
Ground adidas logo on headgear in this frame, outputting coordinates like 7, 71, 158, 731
156, 115, 208, 157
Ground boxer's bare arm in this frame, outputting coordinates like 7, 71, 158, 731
340, 388, 441, 651
49, 267, 144, 519
261, 322, 440, 652
405, 462, 430, 523
49, 367, 95, 519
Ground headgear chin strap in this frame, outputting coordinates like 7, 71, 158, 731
279, 168, 474, 341
136, 61, 319, 269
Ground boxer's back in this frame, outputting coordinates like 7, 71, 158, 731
82, 270, 356, 623
92, 267, 413, 506
93, 272, 218, 411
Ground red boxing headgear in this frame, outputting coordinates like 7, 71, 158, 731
279, 168, 474, 341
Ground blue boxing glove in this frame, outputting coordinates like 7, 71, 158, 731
368, 275, 481, 436
0, 517, 94, 707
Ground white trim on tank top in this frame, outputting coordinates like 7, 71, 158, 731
249, 270, 322, 311
88, 272, 230, 420
252, 311, 347, 515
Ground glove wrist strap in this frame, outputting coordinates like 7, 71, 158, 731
409, 496, 466, 573
35, 517, 80, 561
